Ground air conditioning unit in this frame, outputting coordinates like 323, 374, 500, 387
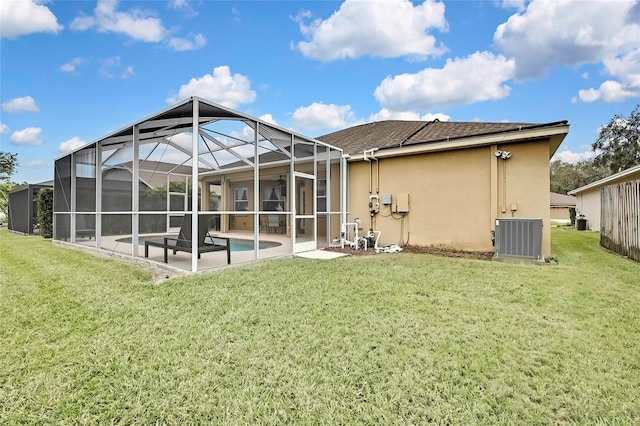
494, 218, 543, 259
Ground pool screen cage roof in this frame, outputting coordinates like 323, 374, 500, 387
53, 96, 345, 272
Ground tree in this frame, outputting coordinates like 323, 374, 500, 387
550, 159, 608, 194
0, 151, 19, 221
0, 151, 19, 179
592, 104, 640, 174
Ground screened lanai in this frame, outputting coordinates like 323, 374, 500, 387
53, 97, 345, 272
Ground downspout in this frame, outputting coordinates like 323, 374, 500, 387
375, 150, 380, 195
502, 156, 507, 213
490, 144, 498, 235
341, 154, 349, 226
363, 148, 378, 228
363, 149, 372, 195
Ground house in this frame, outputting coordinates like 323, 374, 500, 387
318, 120, 570, 258
53, 97, 569, 271
568, 164, 640, 231
550, 192, 576, 225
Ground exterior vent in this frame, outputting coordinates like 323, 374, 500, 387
495, 218, 543, 259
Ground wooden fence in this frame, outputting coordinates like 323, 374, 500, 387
600, 180, 640, 262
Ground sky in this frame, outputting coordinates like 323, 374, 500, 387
1, 0, 639, 184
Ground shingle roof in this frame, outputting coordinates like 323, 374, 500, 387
550, 192, 576, 206
317, 120, 568, 155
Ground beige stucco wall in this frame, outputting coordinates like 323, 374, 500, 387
550, 207, 571, 223
346, 139, 553, 257
200, 162, 342, 242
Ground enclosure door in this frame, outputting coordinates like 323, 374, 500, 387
293, 173, 316, 253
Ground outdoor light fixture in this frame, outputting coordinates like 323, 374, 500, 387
495, 150, 511, 160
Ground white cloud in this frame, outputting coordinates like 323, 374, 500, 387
494, 0, 640, 80
10, 127, 43, 146
100, 56, 135, 79
231, 6, 241, 23
0, 0, 63, 39
60, 57, 83, 73
497, 0, 527, 12
29, 160, 50, 169
577, 50, 640, 103
552, 149, 595, 164
168, 33, 206, 51
2, 96, 39, 112
369, 109, 451, 122
231, 114, 279, 141
294, 0, 447, 61
374, 51, 515, 110
166, 66, 256, 108
59, 137, 87, 152
168, 0, 198, 16
0, 123, 9, 134
168, 0, 188, 9
259, 114, 278, 125
70, 0, 167, 42
292, 102, 358, 132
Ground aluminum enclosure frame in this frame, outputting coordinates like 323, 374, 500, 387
53, 97, 345, 272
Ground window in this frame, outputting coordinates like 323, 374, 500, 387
234, 187, 248, 211
209, 183, 221, 211
317, 179, 326, 212
262, 187, 285, 211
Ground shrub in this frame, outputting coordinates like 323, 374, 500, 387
569, 207, 576, 226
37, 187, 53, 238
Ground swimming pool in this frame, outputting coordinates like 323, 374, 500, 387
117, 236, 281, 252
217, 238, 281, 252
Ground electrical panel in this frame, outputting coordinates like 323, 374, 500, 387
396, 193, 410, 213
381, 193, 392, 205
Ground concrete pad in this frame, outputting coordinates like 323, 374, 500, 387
294, 250, 348, 260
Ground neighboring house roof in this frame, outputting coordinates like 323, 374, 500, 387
568, 164, 640, 195
317, 120, 569, 159
550, 192, 576, 207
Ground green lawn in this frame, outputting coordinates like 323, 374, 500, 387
1, 228, 639, 424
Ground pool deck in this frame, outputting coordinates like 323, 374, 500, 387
70, 230, 325, 272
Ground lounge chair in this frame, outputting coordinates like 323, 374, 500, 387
144, 214, 230, 265
267, 214, 283, 234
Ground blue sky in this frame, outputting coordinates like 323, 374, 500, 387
1, 0, 639, 184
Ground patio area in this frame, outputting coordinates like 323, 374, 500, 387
53, 97, 345, 272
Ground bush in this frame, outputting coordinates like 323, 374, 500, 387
37, 187, 53, 238
569, 207, 576, 226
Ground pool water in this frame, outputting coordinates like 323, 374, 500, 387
222, 238, 281, 252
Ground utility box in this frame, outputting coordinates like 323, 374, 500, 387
396, 193, 410, 213
494, 218, 543, 259
381, 193, 392, 205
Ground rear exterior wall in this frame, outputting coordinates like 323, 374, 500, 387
346, 140, 552, 256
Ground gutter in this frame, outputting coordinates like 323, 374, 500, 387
348, 123, 570, 161
568, 163, 640, 195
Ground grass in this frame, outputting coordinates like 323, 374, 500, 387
0, 228, 639, 424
